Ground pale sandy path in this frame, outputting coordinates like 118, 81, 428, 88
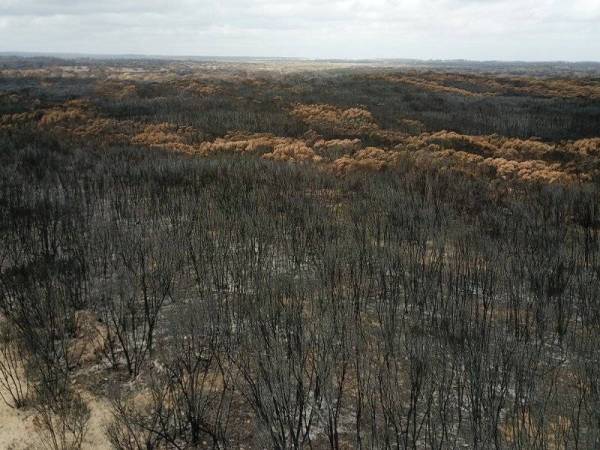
0, 398, 36, 450
0, 391, 112, 450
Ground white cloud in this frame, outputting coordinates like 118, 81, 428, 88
0, 0, 598, 60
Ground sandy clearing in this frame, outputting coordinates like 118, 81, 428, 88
0, 397, 36, 450
0, 390, 112, 450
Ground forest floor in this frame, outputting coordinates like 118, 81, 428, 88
0, 355, 112, 449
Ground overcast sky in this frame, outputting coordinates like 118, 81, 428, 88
1, 0, 599, 61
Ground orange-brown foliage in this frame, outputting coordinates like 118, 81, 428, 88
0, 111, 42, 130
37, 101, 137, 144
331, 147, 401, 173
39, 101, 91, 127
197, 133, 322, 162
567, 138, 600, 156
263, 142, 322, 163
178, 80, 221, 96
197, 133, 286, 154
376, 74, 483, 97
132, 123, 199, 153
292, 103, 379, 136
313, 138, 362, 155
404, 131, 498, 156
3, 93, 596, 186
375, 71, 600, 99
95, 81, 138, 100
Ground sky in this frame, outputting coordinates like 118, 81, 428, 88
1, 0, 599, 61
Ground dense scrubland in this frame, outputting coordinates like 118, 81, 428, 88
1, 56, 600, 449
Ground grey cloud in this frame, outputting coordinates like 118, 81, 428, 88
0, 0, 598, 60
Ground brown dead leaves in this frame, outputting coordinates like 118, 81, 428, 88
374, 71, 600, 99
198, 133, 322, 163
3, 97, 598, 185
332, 147, 401, 173
132, 123, 199, 153
292, 103, 379, 136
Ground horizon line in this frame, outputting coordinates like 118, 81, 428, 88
1, 51, 599, 65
